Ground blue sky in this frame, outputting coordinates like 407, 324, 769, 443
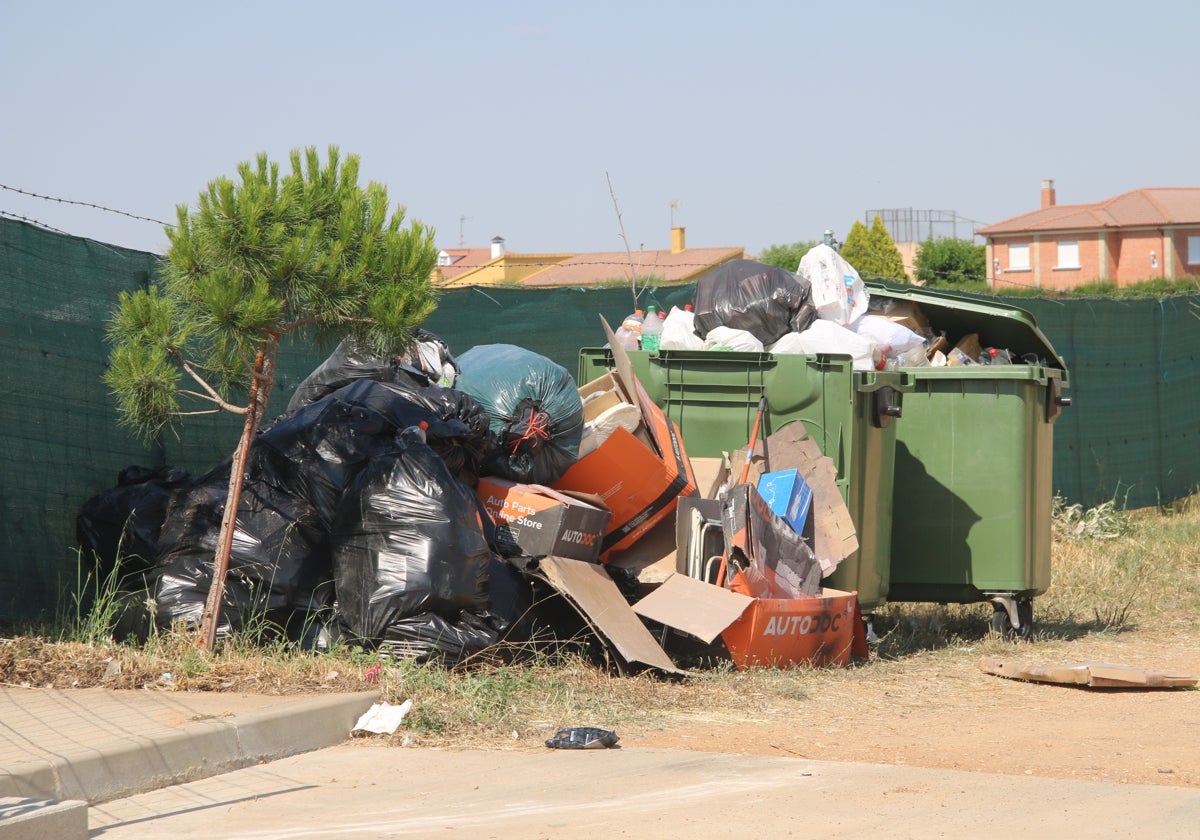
3, 1, 1196, 257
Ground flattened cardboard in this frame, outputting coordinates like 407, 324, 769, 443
475, 477, 610, 563
723, 482, 821, 599
633, 572, 753, 645
732, 420, 858, 575
534, 556, 685, 676
605, 512, 679, 588
690, 456, 730, 501
979, 658, 1200, 689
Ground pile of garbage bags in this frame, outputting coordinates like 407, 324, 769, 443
77, 334, 585, 664
648, 247, 1028, 370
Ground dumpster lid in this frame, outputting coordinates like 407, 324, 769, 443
865, 282, 1065, 370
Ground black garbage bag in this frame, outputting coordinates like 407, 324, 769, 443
692, 259, 816, 345
255, 393, 401, 529
148, 469, 335, 640
75, 464, 193, 591
327, 378, 494, 486
330, 428, 493, 647
286, 331, 459, 414
260, 379, 494, 521
454, 344, 584, 485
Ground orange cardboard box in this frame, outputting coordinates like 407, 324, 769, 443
552, 320, 698, 562
720, 582, 867, 669
475, 477, 611, 564
632, 574, 867, 670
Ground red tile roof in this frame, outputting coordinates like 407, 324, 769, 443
436, 247, 493, 280
520, 247, 744, 287
978, 187, 1200, 236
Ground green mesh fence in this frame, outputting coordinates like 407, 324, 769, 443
1020, 295, 1200, 510
2, 215, 1199, 622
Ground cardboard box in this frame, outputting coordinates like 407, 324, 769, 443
718, 586, 867, 668
551, 318, 698, 562
879, 299, 930, 334
476, 477, 610, 564
756, 468, 812, 536
633, 574, 867, 669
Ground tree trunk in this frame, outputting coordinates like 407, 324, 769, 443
197, 341, 278, 651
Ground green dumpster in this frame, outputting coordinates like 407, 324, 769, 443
578, 348, 913, 611
866, 283, 1071, 637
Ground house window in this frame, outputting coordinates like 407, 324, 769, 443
1057, 241, 1079, 269
1189, 236, 1200, 264
1009, 243, 1030, 270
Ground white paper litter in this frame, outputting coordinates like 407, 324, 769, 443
352, 699, 414, 735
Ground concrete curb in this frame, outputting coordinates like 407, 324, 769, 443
0, 692, 376, 806
0, 797, 88, 840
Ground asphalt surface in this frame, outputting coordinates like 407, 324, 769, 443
2, 686, 1199, 839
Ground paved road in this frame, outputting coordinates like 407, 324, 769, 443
88, 743, 1200, 839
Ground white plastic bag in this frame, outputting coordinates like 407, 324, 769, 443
788, 320, 881, 371
703, 326, 764, 353
660, 306, 706, 351
851, 314, 925, 363
797, 244, 869, 326
765, 333, 810, 355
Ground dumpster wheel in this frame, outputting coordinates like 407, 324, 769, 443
989, 596, 1034, 641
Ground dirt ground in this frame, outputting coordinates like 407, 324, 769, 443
623, 626, 1200, 789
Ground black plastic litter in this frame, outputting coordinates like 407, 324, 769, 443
454, 344, 584, 485
545, 726, 620, 749
692, 258, 816, 345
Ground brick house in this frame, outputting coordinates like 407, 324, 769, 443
977, 180, 1200, 291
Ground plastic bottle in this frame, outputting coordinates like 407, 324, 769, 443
614, 308, 644, 351
982, 347, 1013, 365
946, 347, 977, 367
640, 304, 664, 351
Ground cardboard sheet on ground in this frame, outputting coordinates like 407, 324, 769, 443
729, 420, 858, 575
979, 658, 1199, 689
633, 572, 754, 644
532, 556, 686, 677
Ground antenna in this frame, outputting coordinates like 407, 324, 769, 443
670, 200, 681, 228
459, 215, 472, 247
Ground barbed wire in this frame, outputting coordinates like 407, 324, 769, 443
0, 182, 172, 227
0, 209, 70, 235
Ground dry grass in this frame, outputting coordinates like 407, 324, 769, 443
4, 495, 1199, 749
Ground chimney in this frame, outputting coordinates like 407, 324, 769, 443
671, 226, 686, 254
490, 236, 505, 259
1041, 179, 1056, 209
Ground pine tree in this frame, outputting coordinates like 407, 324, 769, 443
104, 146, 439, 649
839, 220, 871, 271
867, 215, 909, 282
841, 217, 908, 282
